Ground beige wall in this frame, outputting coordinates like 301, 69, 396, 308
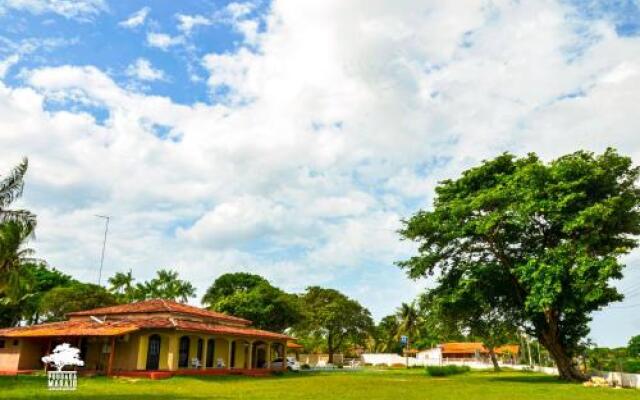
17, 340, 43, 370
1, 332, 287, 373
0, 339, 21, 371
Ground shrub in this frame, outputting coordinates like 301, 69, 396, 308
301, 364, 311, 370
425, 365, 471, 377
622, 359, 640, 373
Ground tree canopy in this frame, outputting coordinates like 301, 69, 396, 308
294, 286, 373, 362
202, 272, 302, 332
398, 149, 640, 381
40, 282, 118, 321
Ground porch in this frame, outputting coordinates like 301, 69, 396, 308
2, 331, 288, 377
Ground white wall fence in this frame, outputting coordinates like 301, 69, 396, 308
600, 371, 640, 389
361, 353, 640, 389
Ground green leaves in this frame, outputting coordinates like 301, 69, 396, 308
399, 148, 640, 379
202, 272, 302, 332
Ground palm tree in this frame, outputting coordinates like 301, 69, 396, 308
136, 269, 196, 303
0, 158, 36, 232
0, 222, 36, 295
396, 302, 420, 359
108, 269, 135, 302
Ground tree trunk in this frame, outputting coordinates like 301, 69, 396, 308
327, 333, 334, 364
538, 326, 586, 382
488, 347, 501, 372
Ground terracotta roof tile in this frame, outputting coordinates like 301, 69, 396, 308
440, 342, 519, 355
0, 317, 292, 341
66, 299, 251, 325
0, 320, 139, 338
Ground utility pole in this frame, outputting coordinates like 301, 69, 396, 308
95, 215, 111, 286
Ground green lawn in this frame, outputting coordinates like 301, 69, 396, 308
0, 369, 636, 400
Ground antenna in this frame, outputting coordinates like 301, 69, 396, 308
95, 214, 111, 286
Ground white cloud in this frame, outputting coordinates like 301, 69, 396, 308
0, 0, 106, 21
0, 54, 20, 78
146, 32, 184, 50
176, 14, 211, 34
2, 0, 640, 344
126, 58, 166, 81
119, 7, 150, 29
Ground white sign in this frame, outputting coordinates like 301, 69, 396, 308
42, 343, 84, 390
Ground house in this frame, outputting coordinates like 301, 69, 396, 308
0, 299, 293, 377
416, 342, 519, 364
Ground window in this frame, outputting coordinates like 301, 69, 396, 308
0, 340, 5, 349
12, 340, 19, 347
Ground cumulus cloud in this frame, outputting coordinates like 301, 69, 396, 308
2, 1, 640, 344
176, 14, 211, 34
0, 0, 106, 21
146, 32, 184, 50
125, 58, 166, 81
119, 7, 150, 29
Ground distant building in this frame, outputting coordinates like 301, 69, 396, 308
416, 342, 519, 364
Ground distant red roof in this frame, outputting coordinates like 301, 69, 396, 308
67, 299, 250, 325
440, 342, 519, 355
0, 317, 293, 341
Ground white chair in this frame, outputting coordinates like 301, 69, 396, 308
191, 357, 202, 368
216, 358, 226, 368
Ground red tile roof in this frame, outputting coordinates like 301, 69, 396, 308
66, 299, 250, 325
0, 320, 138, 338
440, 342, 519, 355
0, 317, 292, 341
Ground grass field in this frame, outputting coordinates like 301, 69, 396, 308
0, 369, 637, 400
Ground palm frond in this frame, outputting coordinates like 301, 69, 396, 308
0, 158, 28, 208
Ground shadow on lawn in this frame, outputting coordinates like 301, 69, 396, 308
486, 374, 570, 385
184, 371, 325, 383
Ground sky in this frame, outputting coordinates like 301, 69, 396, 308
1, 0, 640, 347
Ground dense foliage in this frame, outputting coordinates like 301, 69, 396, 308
39, 283, 118, 321
399, 149, 640, 381
425, 365, 471, 376
201, 272, 302, 332
294, 286, 374, 362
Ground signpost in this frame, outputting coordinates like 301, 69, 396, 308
401, 336, 408, 367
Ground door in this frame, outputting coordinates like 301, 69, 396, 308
146, 335, 161, 370
179, 336, 190, 368
206, 339, 215, 368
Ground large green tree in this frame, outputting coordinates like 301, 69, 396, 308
398, 149, 640, 381
295, 286, 373, 363
2, 263, 74, 326
40, 282, 117, 321
202, 272, 301, 332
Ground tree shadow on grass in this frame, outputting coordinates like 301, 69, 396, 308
487, 374, 571, 385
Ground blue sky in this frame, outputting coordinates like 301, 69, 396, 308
1, 0, 640, 347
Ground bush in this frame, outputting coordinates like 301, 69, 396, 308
622, 359, 640, 373
425, 365, 471, 377
301, 364, 311, 370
